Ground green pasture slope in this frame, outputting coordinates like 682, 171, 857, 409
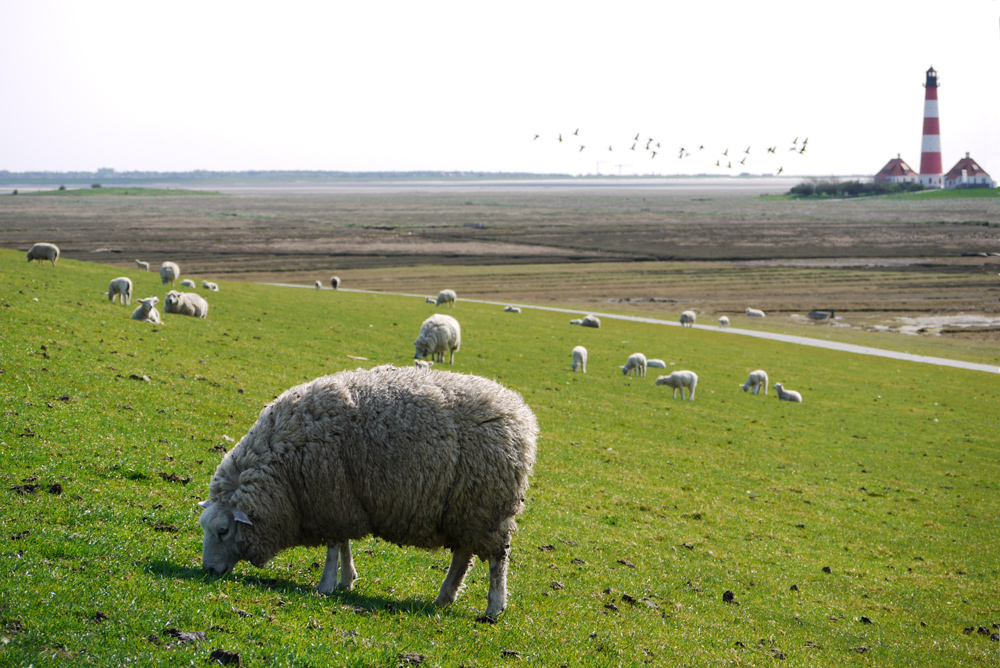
1, 248, 997, 666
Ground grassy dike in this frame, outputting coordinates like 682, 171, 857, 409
1, 249, 997, 666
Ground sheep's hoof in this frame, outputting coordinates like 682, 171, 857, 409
475, 614, 498, 624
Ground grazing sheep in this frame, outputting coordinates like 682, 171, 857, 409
741, 369, 769, 395
774, 383, 803, 403
159, 262, 180, 286
425, 296, 436, 304
135, 260, 150, 271
202, 280, 219, 292
198, 365, 539, 618
180, 279, 197, 288
503, 306, 521, 314
107, 277, 133, 306
571, 346, 587, 373
330, 276, 340, 290
621, 352, 647, 377
164, 290, 209, 319
131, 296, 162, 324
414, 313, 461, 365
26, 243, 60, 266
656, 371, 698, 401
314, 281, 323, 290
436, 289, 457, 308
570, 314, 601, 328
746, 307, 766, 318
646, 359, 667, 369
680, 310, 697, 327
414, 359, 434, 370
719, 316, 730, 328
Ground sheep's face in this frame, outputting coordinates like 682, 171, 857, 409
198, 498, 254, 575
414, 339, 431, 360
139, 297, 158, 312
165, 291, 181, 310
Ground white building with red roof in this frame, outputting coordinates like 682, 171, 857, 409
944, 153, 994, 189
874, 155, 919, 184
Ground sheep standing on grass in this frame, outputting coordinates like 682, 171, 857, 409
160, 262, 180, 286
680, 310, 696, 327
314, 281, 323, 290
719, 316, 730, 328
330, 276, 340, 290
202, 280, 219, 292
26, 243, 60, 266
647, 359, 667, 369
571, 346, 587, 373
774, 383, 803, 403
656, 371, 698, 400
131, 297, 162, 324
107, 277, 133, 305
198, 365, 538, 619
164, 290, 209, 319
621, 352, 647, 377
181, 279, 197, 288
436, 289, 457, 308
414, 313, 461, 365
135, 260, 150, 271
746, 307, 766, 318
741, 370, 769, 395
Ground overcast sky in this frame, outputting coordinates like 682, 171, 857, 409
2, 1, 998, 178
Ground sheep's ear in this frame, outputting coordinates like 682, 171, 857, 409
198, 499, 214, 509
234, 510, 253, 526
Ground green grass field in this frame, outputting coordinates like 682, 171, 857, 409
2, 249, 998, 666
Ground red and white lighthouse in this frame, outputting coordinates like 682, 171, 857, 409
919, 66, 943, 188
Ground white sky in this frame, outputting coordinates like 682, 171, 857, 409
2, 0, 998, 178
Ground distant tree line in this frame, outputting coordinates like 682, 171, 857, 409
788, 179, 925, 198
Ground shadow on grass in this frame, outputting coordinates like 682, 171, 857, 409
146, 560, 441, 616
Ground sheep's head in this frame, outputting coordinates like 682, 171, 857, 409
198, 497, 257, 574
139, 296, 158, 312
165, 291, 181, 309
414, 339, 431, 360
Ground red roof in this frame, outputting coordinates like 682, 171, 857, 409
875, 156, 916, 180
944, 154, 991, 180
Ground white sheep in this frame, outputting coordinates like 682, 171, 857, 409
436, 289, 457, 308
571, 345, 587, 373
774, 382, 803, 403
621, 352, 647, 377
646, 359, 667, 369
164, 290, 209, 319
135, 260, 150, 271
198, 365, 538, 619
741, 369, 769, 395
314, 280, 323, 290
719, 316, 730, 328
656, 371, 698, 400
202, 280, 219, 292
746, 307, 766, 318
330, 276, 340, 290
414, 313, 461, 364
503, 306, 521, 313
131, 296, 162, 324
680, 310, 697, 327
570, 314, 601, 328
180, 279, 197, 288
160, 262, 180, 286
414, 359, 434, 370
26, 243, 60, 266
107, 277, 133, 306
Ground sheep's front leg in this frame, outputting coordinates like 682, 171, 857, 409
338, 540, 357, 590
434, 549, 474, 607
315, 540, 357, 594
484, 543, 510, 618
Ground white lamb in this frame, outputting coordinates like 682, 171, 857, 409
656, 371, 698, 401
164, 290, 209, 319
621, 352, 647, 377
202, 280, 219, 292
107, 277, 133, 305
26, 243, 60, 266
436, 289, 457, 308
414, 313, 461, 365
503, 306, 521, 313
680, 310, 696, 327
181, 279, 197, 288
570, 314, 601, 328
646, 359, 667, 369
160, 262, 180, 286
719, 316, 730, 328
774, 383, 803, 403
571, 346, 587, 373
741, 369, 769, 395
746, 307, 766, 318
414, 359, 434, 370
135, 260, 150, 271
330, 276, 340, 290
131, 296, 162, 324
315, 280, 323, 290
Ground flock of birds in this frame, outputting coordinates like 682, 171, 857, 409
532, 128, 811, 175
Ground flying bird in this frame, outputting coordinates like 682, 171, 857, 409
579, 145, 585, 152
740, 156, 747, 165
533, 134, 540, 140
634, 133, 640, 141
608, 145, 613, 151
573, 128, 580, 136
744, 146, 751, 154
777, 167, 784, 174
630, 143, 636, 151
650, 151, 657, 159
722, 148, 729, 156
558, 134, 563, 143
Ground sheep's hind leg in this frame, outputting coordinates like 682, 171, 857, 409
315, 540, 356, 594
434, 549, 474, 607
338, 540, 357, 590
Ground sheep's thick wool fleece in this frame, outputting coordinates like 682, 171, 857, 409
210, 365, 538, 562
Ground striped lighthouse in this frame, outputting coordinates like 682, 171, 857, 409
919, 66, 943, 188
